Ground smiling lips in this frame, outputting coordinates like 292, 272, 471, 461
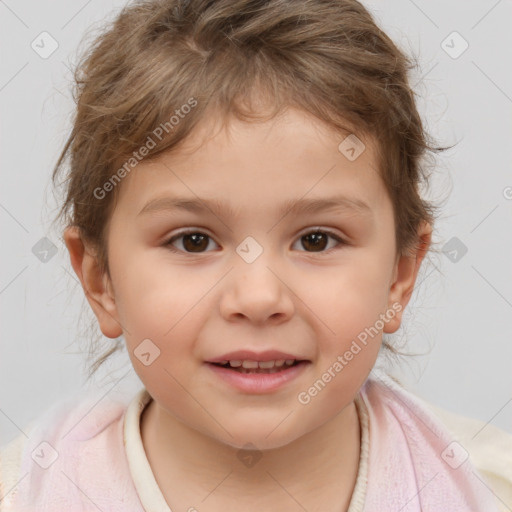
212, 359, 298, 373
206, 349, 310, 374
206, 349, 309, 363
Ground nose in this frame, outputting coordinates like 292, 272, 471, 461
219, 255, 295, 325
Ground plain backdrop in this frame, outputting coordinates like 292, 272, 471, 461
1, 0, 511, 447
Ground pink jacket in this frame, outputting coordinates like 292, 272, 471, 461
0, 373, 506, 511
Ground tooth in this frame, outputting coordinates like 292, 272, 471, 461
258, 360, 276, 369
284, 359, 295, 365
274, 360, 285, 367
219, 360, 228, 365
242, 360, 259, 369
229, 360, 242, 367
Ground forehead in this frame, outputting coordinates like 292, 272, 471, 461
169, 106, 375, 164
113, 108, 387, 219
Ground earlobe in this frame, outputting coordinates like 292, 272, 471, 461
383, 222, 432, 333
63, 226, 123, 339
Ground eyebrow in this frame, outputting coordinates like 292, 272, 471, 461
138, 194, 373, 220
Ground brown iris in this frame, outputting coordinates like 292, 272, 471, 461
301, 232, 328, 252
182, 233, 209, 252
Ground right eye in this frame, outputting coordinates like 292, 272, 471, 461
163, 230, 220, 253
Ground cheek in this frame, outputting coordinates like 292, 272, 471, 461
312, 262, 391, 329
300, 256, 391, 369
113, 259, 214, 369
111, 250, 202, 334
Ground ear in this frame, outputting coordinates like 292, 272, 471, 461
63, 226, 123, 339
383, 221, 432, 333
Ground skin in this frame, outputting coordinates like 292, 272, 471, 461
64, 107, 431, 512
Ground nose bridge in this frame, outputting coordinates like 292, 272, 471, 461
234, 237, 281, 297
220, 236, 294, 323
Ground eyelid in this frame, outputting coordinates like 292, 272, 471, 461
295, 226, 346, 241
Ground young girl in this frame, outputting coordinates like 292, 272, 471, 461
1, 0, 511, 510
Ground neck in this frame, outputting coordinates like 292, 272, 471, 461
140, 398, 361, 512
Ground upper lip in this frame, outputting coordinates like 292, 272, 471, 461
206, 350, 309, 363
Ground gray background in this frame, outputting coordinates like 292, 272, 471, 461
1, 0, 511, 447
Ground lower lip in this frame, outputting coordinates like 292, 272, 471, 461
205, 361, 310, 393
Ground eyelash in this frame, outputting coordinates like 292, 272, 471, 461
163, 228, 347, 255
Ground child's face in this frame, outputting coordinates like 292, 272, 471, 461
68, 107, 429, 449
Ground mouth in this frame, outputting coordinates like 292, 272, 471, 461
207, 359, 308, 374
205, 357, 311, 393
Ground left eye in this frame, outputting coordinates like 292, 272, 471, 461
164, 229, 345, 254
292, 229, 345, 253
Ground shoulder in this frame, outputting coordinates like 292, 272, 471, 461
0, 389, 135, 511
424, 400, 512, 512
0, 429, 29, 510
360, 372, 511, 512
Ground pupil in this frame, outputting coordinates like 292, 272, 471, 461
183, 233, 208, 252
303, 232, 327, 252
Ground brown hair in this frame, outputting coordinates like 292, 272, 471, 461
53, 0, 450, 376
